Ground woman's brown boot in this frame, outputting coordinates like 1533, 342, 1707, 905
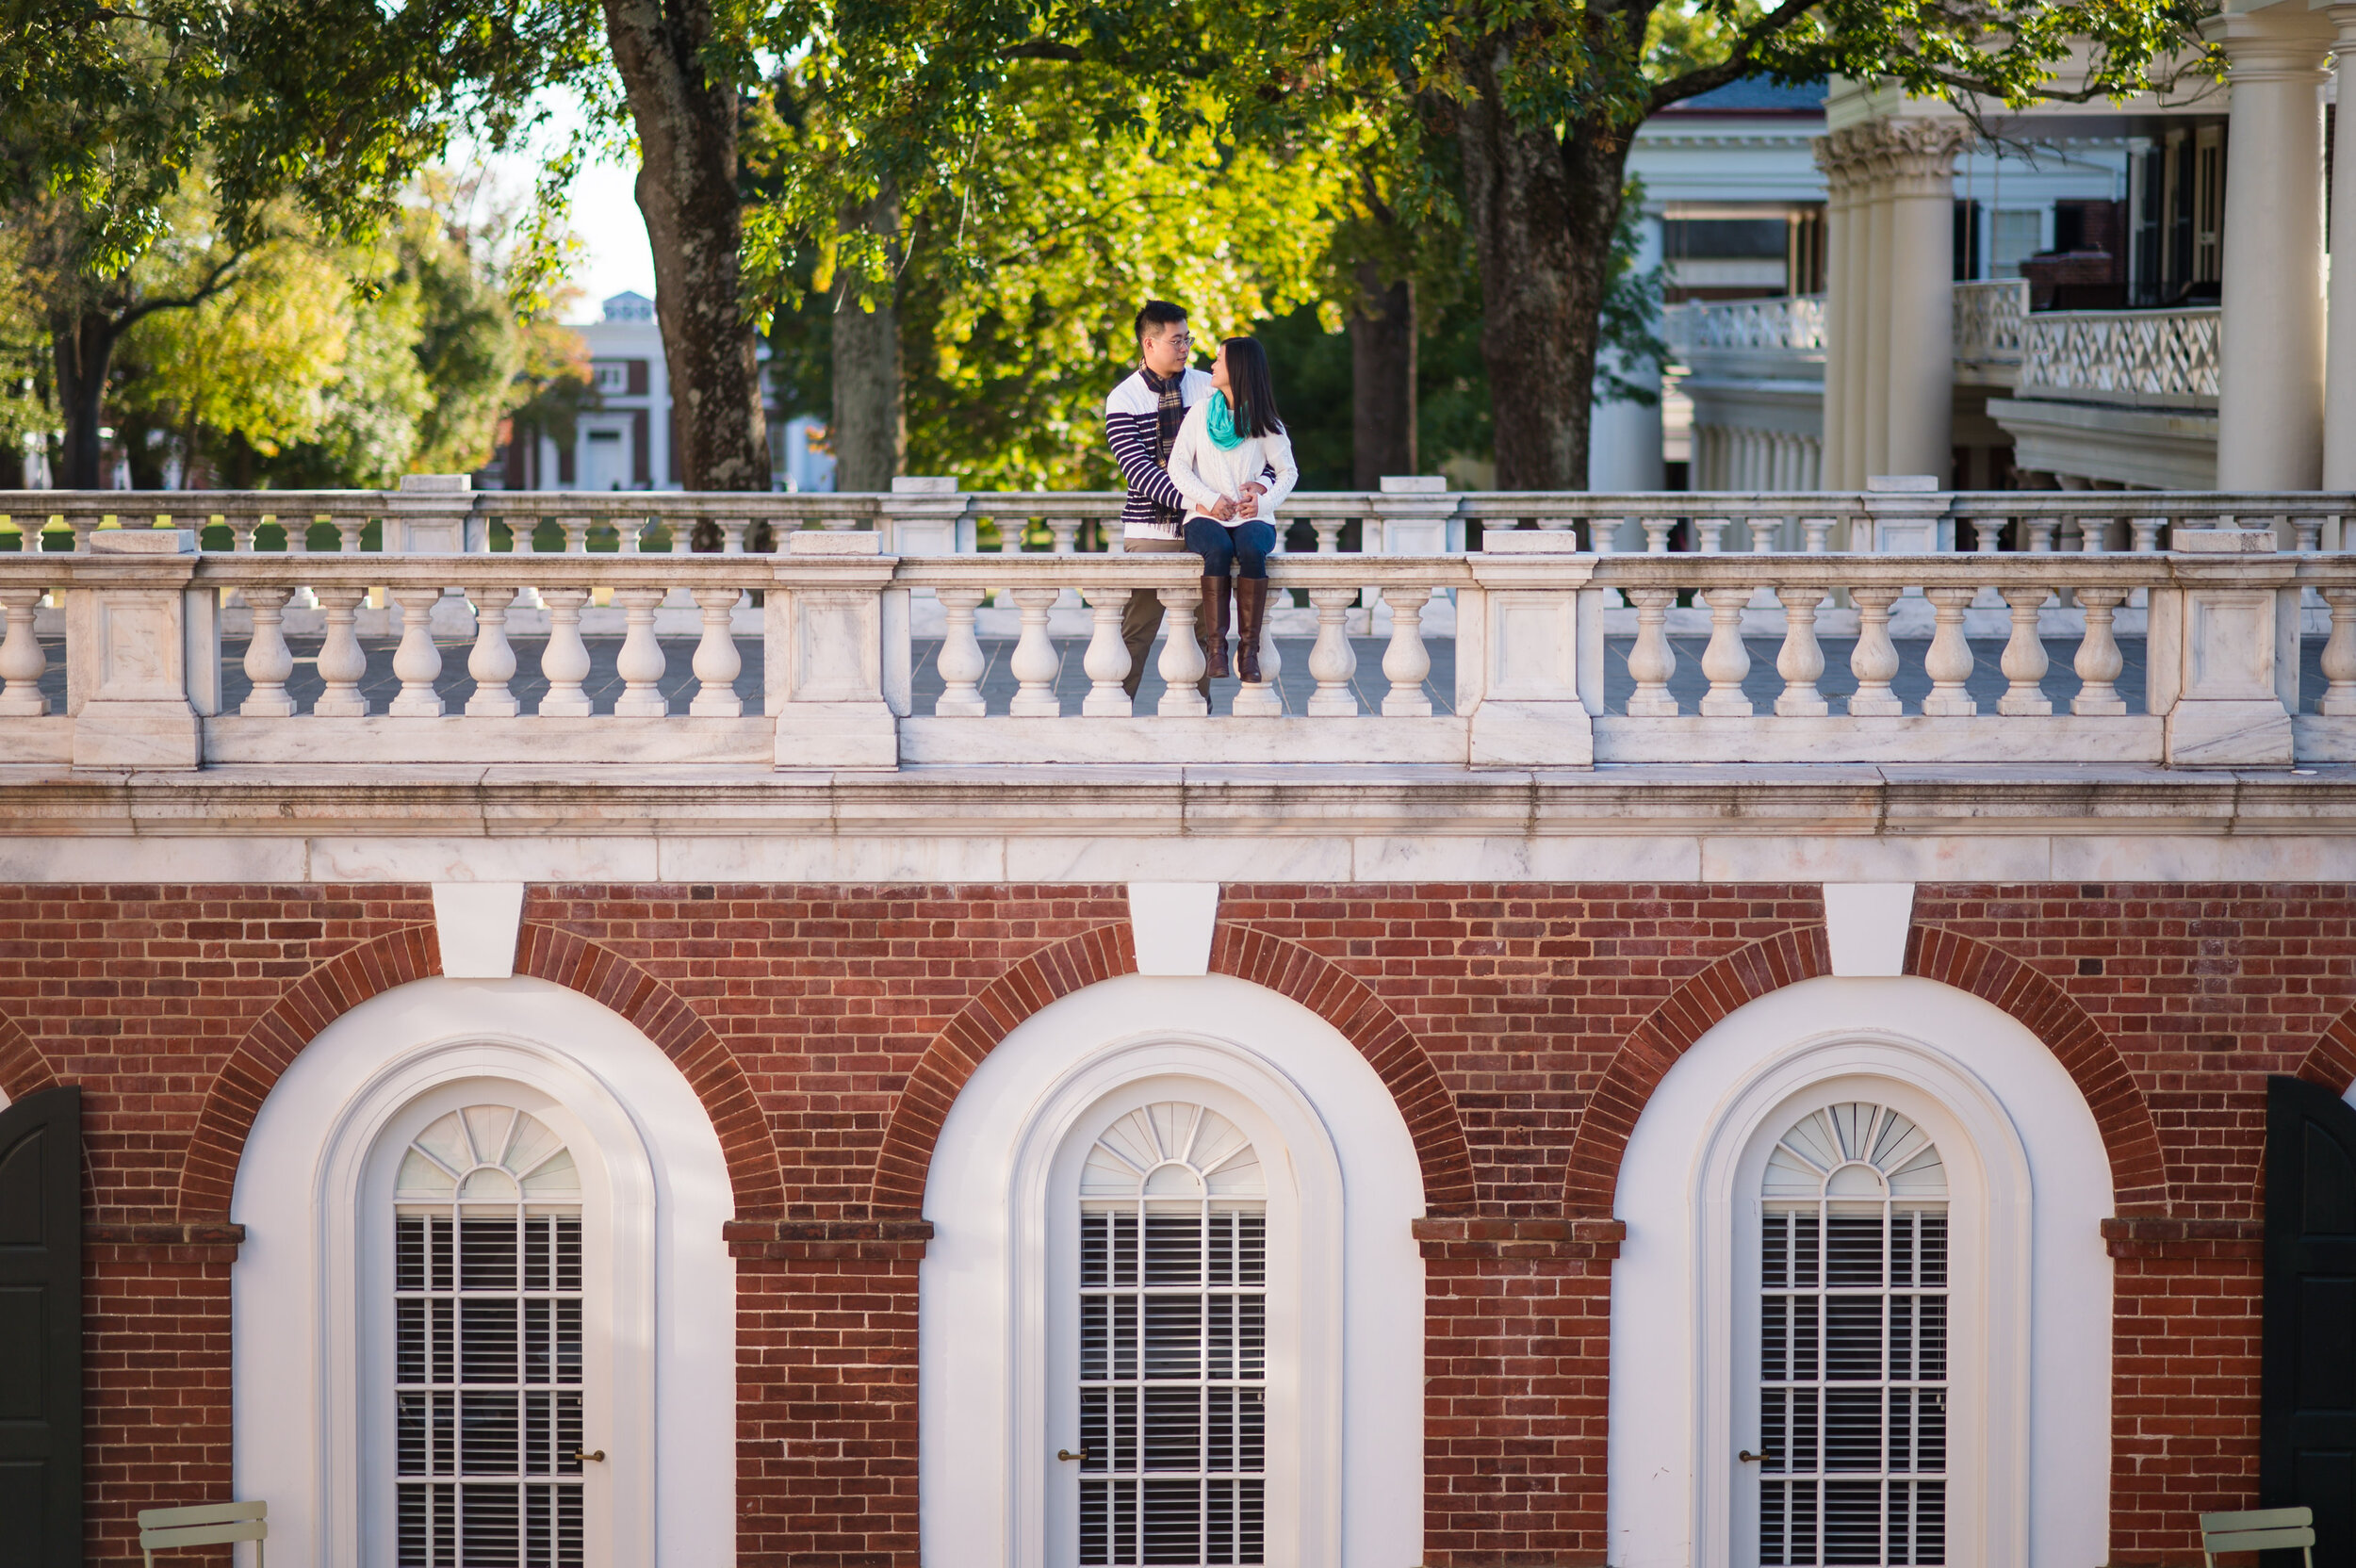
1234, 577, 1268, 683
1200, 576, 1231, 678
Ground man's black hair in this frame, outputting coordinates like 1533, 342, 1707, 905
1135, 300, 1188, 348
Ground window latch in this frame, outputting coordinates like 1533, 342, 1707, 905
574, 1449, 607, 1464
1056, 1448, 1090, 1462
1738, 1450, 1776, 1464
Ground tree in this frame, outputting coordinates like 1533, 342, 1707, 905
829, 0, 2211, 489
0, 0, 597, 486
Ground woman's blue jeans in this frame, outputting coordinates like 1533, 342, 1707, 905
1184, 515, 1276, 579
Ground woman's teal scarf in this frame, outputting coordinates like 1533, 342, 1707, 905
1205, 390, 1245, 451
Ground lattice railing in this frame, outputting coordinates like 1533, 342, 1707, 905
2016, 306, 2221, 408
1953, 279, 2029, 371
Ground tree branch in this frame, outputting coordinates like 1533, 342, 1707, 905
996, 38, 1216, 81
1646, 0, 1824, 116
108, 250, 246, 336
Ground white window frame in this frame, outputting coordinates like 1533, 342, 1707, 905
1049, 1085, 1292, 1566
1727, 1083, 1971, 1565
232, 978, 735, 1568
1608, 976, 2115, 1568
919, 973, 1426, 1568
367, 1083, 616, 1568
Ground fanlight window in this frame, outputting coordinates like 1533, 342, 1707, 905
1758, 1102, 1949, 1567
1077, 1103, 1267, 1568
394, 1105, 585, 1568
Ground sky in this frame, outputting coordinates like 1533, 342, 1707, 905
455, 89, 656, 324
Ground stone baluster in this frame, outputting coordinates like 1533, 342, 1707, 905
1694, 516, 1730, 553
1007, 588, 1064, 716
612, 587, 668, 715
334, 515, 367, 555
2319, 588, 2356, 715
1590, 517, 1624, 556
63, 514, 99, 552
615, 515, 647, 555
2023, 518, 2059, 553
1380, 586, 1433, 717
387, 587, 447, 716
1303, 587, 1359, 716
2081, 516, 2115, 553
312, 587, 372, 716
1311, 516, 1346, 554
1774, 586, 1829, 716
1996, 585, 2053, 715
1047, 518, 1081, 555
465, 587, 521, 717
1081, 587, 1132, 716
689, 588, 745, 716
560, 516, 592, 554
238, 587, 298, 717
719, 518, 750, 555
2072, 588, 2130, 715
228, 515, 259, 554
934, 588, 990, 716
0, 587, 49, 715
1922, 587, 1979, 715
1624, 588, 1680, 716
2130, 517, 2165, 554
537, 588, 595, 716
1801, 517, 1834, 553
1847, 586, 1905, 717
1641, 516, 1676, 554
1749, 516, 1783, 553
1157, 584, 1211, 716
1698, 586, 1753, 716
1970, 518, 2005, 553
282, 514, 318, 609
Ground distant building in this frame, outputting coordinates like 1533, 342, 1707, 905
495, 291, 827, 491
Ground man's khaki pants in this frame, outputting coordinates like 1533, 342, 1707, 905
1119, 535, 1212, 701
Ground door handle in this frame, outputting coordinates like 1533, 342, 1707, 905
1738, 1449, 1776, 1464
575, 1449, 607, 1463
1056, 1448, 1089, 1462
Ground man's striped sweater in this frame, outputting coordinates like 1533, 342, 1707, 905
1103, 366, 1210, 541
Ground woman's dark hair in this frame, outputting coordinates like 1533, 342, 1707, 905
1219, 336, 1284, 437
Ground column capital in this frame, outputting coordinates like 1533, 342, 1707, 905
2203, 4, 2335, 74
1822, 118, 1969, 197
2319, 0, 2356, 46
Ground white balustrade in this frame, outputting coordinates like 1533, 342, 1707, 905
466, 587, 521, 718
0, 586, 47, 715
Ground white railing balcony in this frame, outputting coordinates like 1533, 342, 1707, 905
2014, 305, 2222, 410
1663, 296, 1827, 382
1953, 279, 2029, 380
3, 488, 2354, 776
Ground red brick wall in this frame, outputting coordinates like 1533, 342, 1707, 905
5, 879, 2353, 1565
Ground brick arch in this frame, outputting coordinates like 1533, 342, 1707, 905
869, 922, 1480, 1217
176, 923, 784, 1222
0, 1012, 57, 1102
2293, 1001, 2356, 1096
1560, 924, 2171, 1220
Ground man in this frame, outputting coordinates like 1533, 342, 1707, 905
1103, 301, 1264, 699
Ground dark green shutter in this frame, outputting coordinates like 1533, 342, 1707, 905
2265, 1075, 2356, 1564
0, 1086, 82, 1568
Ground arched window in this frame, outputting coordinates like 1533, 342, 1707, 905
1075, 1103, 1268, 1566
393, 1104, 587, 1567
1750, 1102, 1949, 1567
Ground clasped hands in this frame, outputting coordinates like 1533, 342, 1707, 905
1208, 483, 1267, 523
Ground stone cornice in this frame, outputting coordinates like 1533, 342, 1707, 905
9, 764, 2356, 883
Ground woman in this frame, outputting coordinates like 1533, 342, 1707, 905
1167, 336, 1298, 682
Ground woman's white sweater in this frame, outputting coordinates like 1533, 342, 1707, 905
1166, 398, 1299, 528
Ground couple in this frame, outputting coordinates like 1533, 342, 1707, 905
1103, 299, 1300, 696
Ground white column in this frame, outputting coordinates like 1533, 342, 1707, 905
2207, 4, 2335, 488
1841, 140, 1872, 488
2323, 4, 2356, 489
1813, 138, 1852, 492
1882, 120, 1968, 481
1862, 142, 1895, 478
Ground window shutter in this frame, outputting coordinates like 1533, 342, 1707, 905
631, 411, 650, 488
625, 360, 647, 398
0, 1086, 82, 1568
2263, 1075, 2356, 1559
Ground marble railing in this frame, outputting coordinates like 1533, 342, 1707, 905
1953, 279, 2030, 375
6, 486, 2348, 563
3, 521, 2352, 773
1663, 295, 1827, 354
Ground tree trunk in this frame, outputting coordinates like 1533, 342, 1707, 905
1454, 40, 1629, 490
603, 0, 770, 496
51, 307, 114, 490
830, 189, 905, 492
1350, 261, 1416, 488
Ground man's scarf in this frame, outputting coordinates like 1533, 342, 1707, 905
1146, 366, 1186, 531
